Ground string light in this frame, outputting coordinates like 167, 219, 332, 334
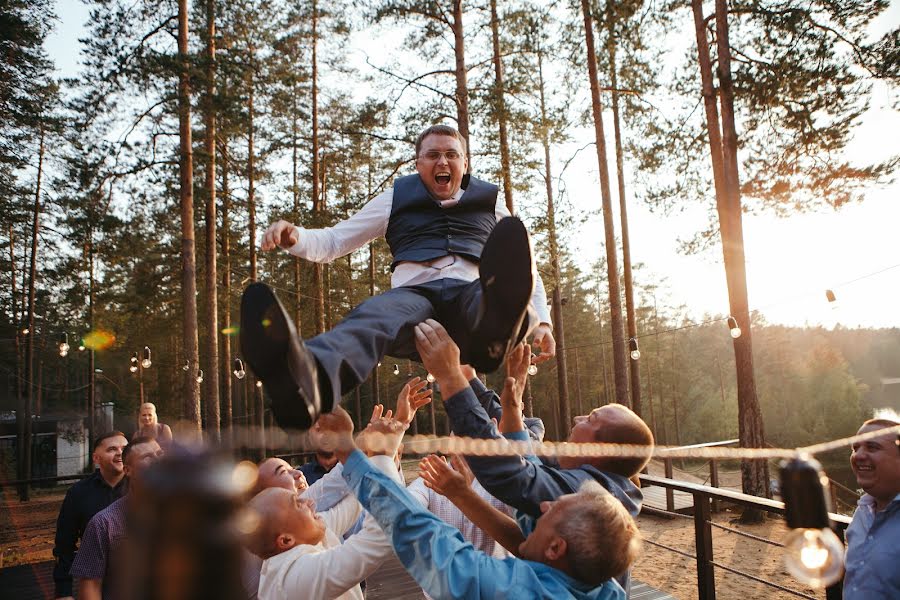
182, 360, 190, 372
233, 358, 246, 379
392, 364, 400, 376
255, 380, 263, 388
528, 364, 538, 376
727, 316, 742, 339
825, 289, 836, 303
141, 346, 152, 369
58, 333, 70, 357
426, 373, 435, 383
197, 370, 204, 384
130, 352, 139, 373
22, 327, 30, 335
779, 456, 844, 588
629, 337, 641, 361
78, 342, 85, 351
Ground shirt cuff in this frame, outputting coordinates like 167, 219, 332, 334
468, 377, 488, 396
342, 449, 372, 488
503, 430, 530, 442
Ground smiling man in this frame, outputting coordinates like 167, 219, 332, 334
249, 124, 554, 430
53, 431, 128, 600
843, 418, 900, 600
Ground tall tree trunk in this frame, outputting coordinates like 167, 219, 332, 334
578, 0, 628, 406
220, 140, 233, 434
489, 0, 513, 212
291, 97, 303, 332
596, 282, 610, 405
178, 0, 202, 433
246, 55, 265, 450
88, 231, 96, 443
653, 297, 666, 444
19, 125, 44, 500
605, 2, 641, 416
645, 357, 657, 438
311, 0, 325, 334
573, 346, 584, 416
10, 226, 23, 450
203, 0, 220, 440
451, 0, 471, 158
536, 50, 571, 429
671, 343, 681, 446
691, 0, 769, 507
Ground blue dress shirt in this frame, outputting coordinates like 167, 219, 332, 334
843, 492, 900, 599
342, 449, 624, 600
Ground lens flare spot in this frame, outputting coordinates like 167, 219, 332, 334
221, 326, 239, 336
232, 460, 259, 493
261, 318, 271, 328
82, 330, 116, 351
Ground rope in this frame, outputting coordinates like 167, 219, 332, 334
710, 561, 816, 599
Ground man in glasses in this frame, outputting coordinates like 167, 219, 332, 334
251, 124, 555, 430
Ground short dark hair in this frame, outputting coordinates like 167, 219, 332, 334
593, 406, 655, 477
123, 435, 155, 466
93, 431, 126, 452
415, 124, 468, 157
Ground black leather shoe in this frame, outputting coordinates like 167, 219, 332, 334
240, 282, 321, 431
469, 217, 534, 373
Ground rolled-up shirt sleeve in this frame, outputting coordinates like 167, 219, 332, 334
287, 191, 392, 263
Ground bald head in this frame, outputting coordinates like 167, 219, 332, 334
245, 488, 325, 559
562, 404, 654, 476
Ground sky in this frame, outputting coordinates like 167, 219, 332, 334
44, 1, 900, 329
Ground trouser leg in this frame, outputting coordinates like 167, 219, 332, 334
305, 285, 436, 411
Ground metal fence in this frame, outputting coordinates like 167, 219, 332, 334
639, 473, 852, 600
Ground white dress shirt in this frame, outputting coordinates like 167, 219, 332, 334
257, 455, 401, 600
286, 186, 553, 326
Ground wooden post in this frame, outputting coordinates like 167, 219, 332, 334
710, 460, 720, 512
665, 458, 675, 512
693, 491, 716, 600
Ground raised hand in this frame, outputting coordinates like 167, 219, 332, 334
531, 323, 556, 364
419, 454, 471, 500
395, 377, 433, 425
314, 406, 355, 458
370, 404, 393, 423
261, 219, 299, 251
357, 416, 408, 459
413, 319, 463, 382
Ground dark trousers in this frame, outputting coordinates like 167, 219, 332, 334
307, 277, 524, 410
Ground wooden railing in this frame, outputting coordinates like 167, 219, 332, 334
639, 473, 852, 600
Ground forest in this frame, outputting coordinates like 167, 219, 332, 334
1, 0, 898, 498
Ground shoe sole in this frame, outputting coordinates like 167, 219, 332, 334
240, 283, 319, 431
469, 217, 534, 373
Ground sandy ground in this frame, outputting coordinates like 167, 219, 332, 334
634, 508, 823, 600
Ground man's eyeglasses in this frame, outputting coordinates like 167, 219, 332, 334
418, 150, 462, 162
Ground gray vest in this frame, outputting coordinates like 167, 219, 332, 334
385, 174, 498, 271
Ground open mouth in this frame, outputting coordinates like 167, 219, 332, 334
435, 172, 451, 185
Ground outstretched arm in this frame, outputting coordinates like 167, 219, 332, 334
419, 455, 525, 556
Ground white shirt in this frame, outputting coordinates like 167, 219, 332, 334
257, 455, 401, 600
286, 186, 553, 326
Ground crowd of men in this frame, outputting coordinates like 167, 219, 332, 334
50, 124, 898, 599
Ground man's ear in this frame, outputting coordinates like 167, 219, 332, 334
545, 536, 567, 562
276, 533, 295, 552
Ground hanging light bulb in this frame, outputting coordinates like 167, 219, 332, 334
825, 289, 836, 303
629, 337, 641, 361
392, 364, 400, 376
780, 456, 845, 588
255, 380, 263, 388
426, 373, 435, 383
58, 333, 70, 357
196, 369, 204, 384
78, 341, 86, 351
727, 316, 742, 339
141, 346, 152, 369
130, 352, 139, 373
528, 364, 538, 376
22, 327, 30, 335
233, 358, 246, 379
377, 362, 382, 368
182, 360, 190, 372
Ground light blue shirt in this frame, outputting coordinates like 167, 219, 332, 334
342, 449, 625, 600
843, 492, 900, 599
